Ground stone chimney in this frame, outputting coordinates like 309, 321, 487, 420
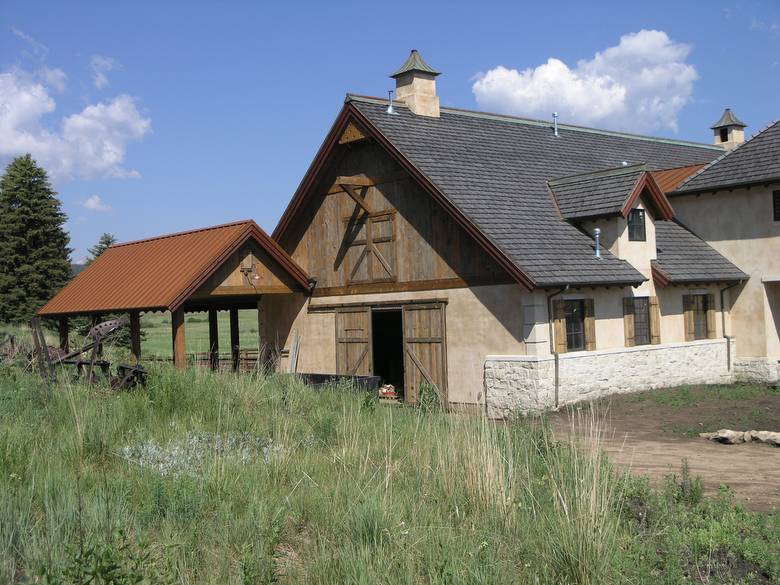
711, 108, 747, 151
391, 49, 440, 117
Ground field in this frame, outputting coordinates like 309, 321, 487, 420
140, 310, 261, 358
1, 359, 778, 585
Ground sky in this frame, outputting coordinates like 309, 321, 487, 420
1, 0, 779, 261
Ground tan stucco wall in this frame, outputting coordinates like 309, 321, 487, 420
264, 284, 528, 405
672, 185, 780, 358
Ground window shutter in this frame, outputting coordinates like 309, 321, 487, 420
584, 298, 596, 351
706, 293, 717, 339
622, 297, 635, 347
682, 295, 695, 342
553, 300, 567, 354
649, 296, 661, 345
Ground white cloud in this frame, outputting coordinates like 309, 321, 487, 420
472, 30, 698, 133
751, 19, 780, 35
0, 68, 151, 181
83, 195, 110, 211
90, 55, 120, 89
11, 27, 48, 58
38, 66, 67, 92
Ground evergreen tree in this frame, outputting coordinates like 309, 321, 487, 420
86, 233, 117, 265
0, 155, 72, 323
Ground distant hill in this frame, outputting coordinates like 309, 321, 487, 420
70, 263, 86, 277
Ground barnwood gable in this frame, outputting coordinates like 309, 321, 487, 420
280, 132, 513, 297
274, 102, 531, 291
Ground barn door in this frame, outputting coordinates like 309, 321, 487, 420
402, 303, 447, 406
335, 307, 372, 375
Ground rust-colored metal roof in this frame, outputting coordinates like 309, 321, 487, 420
39, 220, 310, 316
652, 164, 706, 194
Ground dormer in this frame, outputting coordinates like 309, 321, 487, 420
547, 164, 673, 280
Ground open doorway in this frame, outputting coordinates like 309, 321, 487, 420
371, 309, 405, 397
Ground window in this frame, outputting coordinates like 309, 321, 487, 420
719, 127, 729, 143
692, 295, 710, 340
683, 293, 715, 341
623, 296, 660, 346
774, 190, 780, 222
632, 297, 651, 345
564, 300, 585, 351
627, 208, 646, 241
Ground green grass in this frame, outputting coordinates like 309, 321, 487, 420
140, 310, 261, 357
0, 364, 777, 584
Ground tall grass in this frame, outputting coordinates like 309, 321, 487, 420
0, 364, 777, 584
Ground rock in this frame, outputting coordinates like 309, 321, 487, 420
711, 429, 745, 444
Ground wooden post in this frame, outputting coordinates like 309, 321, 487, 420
171, 309, 186, 370
256, 297, 264, 370
229, 307, 239, 372
58, 317, 69, 351
129, 311, 141, 365
208, 308, 219, 371
91, 315, 103, 357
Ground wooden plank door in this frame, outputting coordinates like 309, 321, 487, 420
402, 303, 447, 405
335, 307, 372, 375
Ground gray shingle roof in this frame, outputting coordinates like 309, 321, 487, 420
350, 95, 722, 287
711, 108, 747, 129
654, 220, 747, 283
548, 164, 645, 219
674, 119, 780, 194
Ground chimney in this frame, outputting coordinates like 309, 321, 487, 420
390, 49, 440, 117
711, 108, 747, 151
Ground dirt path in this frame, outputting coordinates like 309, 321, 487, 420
550, 385, 780, 512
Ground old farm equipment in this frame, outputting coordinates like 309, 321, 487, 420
30, 316, 147, 389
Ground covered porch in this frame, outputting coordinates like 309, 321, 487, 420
38, 220, 311, 371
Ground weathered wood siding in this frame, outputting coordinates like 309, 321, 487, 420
281, 140, 510, 295
191, 241, 300, 300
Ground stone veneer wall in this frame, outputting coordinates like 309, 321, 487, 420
733, 357, 780, 384
485, 339, 735, 419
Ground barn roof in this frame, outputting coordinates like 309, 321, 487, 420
38, 220, 310, 316
673, 119, 780, 194
339, 95, 724, 287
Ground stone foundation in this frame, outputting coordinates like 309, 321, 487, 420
485, 339, 735, 418
733, 357, 780, 384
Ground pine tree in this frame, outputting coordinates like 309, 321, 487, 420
86, 233, 117, 265
0, 155, 72, 323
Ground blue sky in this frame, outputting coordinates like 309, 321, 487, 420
1, 0, 778, 261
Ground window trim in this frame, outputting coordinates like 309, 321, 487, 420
564, 299, 586, 351
683, 293, 716, 341
553, 298, 596, 353
627, 208, 646, 241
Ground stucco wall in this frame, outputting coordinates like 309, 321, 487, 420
672, 185, 780, 358
264, 284, 529, 405
485, 338, 735, 418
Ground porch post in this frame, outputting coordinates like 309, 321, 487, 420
208, 308, 219, 371
58, 316, 69, 351
171, 309, 186, 370
129, 311, 141, 365
256, 297, 264, 369
229, 307, 240, 372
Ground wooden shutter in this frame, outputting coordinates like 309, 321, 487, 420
649, 296, 661, 345
584, 298, 596, 351
706, 293, 717, 339
622, 297, 636, 347
402, 303, 447, 406
552, 300, 567, 354
335, 307, 372, 375
682, 294, 695, 341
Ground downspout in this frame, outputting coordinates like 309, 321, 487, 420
547, 285, 569, 409
720, 280, 743, 372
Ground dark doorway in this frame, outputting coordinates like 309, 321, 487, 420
371, 309, 404, 394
